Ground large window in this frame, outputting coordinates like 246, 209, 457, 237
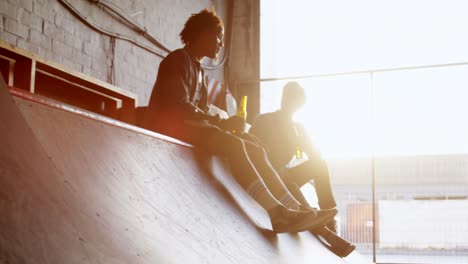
261, 1, 468, 263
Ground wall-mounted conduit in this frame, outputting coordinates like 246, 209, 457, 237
57, 0, 228, 70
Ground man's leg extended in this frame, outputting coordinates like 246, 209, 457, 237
284, 180, 312, 208
189, 124, 336, 232
288, 159, 338, 232
190, 124, 284, 211
243, 140, 305, 210
288, 159, 337, 210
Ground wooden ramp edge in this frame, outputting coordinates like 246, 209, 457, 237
0, 80, 370, 264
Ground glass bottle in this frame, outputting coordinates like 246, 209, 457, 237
236, 95, 248, 120
293, 125, 302, 159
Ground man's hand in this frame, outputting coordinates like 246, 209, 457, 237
219, 116, 246, 134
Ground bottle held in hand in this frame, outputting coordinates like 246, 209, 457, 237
236, 96, 248, 120
293, 125, 302, 159
232, 96, 247, 134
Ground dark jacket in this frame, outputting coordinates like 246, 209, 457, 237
146, 48, 209, 141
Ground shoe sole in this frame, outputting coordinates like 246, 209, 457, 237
322, 240, 356, 257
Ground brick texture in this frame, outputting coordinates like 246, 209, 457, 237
0, 30, 19, 46
28, 29, 50, 49
20, 10, 43, 32
4, 17, 29, 39
1, 1, 24, 21
0, 0, 228, 106
15, 0, 33, 12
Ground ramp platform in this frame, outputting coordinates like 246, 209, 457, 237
0, 78, 370, 263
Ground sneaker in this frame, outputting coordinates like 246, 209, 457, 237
269, 206, 305, 233
270, 206, 337, 233
289, 209, 338, 233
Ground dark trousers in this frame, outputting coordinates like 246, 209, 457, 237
187, 122, 293, 204
281, 160, 337, 210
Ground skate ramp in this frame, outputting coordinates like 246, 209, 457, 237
0, 79, 370, 263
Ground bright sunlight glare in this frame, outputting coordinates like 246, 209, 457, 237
260, 0, 468, 159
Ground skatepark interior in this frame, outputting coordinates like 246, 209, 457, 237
1, 0, 468, 263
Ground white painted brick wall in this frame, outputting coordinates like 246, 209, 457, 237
0, 0, 228, 106
51, 39, 72, 59
28, 29, 50, 49
5, 17, 29, 39
0, 31, 19, 47
1, 1, 24, 21
16, 0, 33, 12
33, 1, 59, 22
20, 10, 43, 32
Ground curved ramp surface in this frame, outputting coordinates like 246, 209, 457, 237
0, 81, 370, 263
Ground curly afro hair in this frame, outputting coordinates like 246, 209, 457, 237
179, 9, 223, 45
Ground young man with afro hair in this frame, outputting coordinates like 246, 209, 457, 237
145, 9, 336, 233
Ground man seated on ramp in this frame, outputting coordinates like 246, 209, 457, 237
249, 81, 355, 256
144, 9, 336, 233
